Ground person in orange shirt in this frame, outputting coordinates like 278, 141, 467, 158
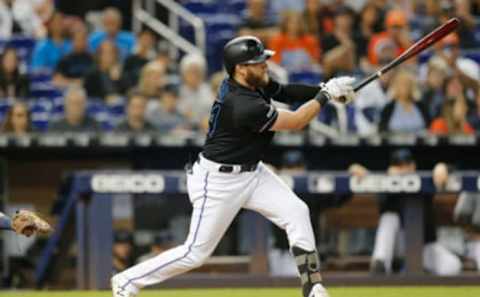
430, 76, 474, 135
368, 10, 411, 66
268, 11, 321, 72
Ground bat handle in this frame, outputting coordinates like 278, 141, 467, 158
353, 71, 383, 92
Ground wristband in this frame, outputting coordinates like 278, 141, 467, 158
314, 85, 331, 107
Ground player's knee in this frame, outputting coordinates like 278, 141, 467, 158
293, 199, 310, 219
185, 247, 210, 268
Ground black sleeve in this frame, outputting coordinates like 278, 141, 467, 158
379, 102, 395, 133
262, 79, 321, 104
233, 98, 279, 132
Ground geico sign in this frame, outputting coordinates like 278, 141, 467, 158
91, 174, 165, 193
350, 175, 421, 193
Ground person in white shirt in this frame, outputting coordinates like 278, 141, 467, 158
177, 53, 214, 131
0, 0, 45, 38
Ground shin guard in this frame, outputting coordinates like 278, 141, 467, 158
292, 246, 322, 297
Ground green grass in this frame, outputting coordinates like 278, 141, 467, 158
1, 287, 480, 297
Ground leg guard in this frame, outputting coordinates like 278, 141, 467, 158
292, 246, 322, 297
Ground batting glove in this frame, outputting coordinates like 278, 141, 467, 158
320, 76, 356, 104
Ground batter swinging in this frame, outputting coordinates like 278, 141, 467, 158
112, 36, 355, 297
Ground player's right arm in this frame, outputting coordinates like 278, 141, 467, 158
270, 100, 323, 131
270, 76, 356, 131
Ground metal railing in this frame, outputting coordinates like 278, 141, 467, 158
132, 0, 206, 58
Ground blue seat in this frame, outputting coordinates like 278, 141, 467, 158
464, 51, 480, 64
29, 99, 52, 131
184, 1, 220, 14
289, 71, 323, 85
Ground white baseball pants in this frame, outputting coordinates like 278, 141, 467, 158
114, 155, 316, 294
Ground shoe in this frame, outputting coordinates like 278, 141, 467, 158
308, 283, 330, 297
111, 274, 137, 297
370, 259, 387, 275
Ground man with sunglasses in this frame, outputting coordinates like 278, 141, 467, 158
112, 35, 356, 297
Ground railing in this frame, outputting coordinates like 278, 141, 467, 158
132, 0, 206, 58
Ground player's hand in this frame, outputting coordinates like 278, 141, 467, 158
321, 76, 355, 104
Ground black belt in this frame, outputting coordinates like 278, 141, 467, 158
197, 157, 258, 173
218, 163, 258, 173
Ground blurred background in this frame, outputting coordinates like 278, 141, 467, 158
1, 0, 480, 292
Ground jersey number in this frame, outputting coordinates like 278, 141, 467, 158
207, 102, 222, 138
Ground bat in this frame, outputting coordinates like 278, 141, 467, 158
353, 17, 460, 92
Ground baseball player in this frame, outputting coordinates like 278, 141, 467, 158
0, 210, 52, 237
112, 36, 355, 297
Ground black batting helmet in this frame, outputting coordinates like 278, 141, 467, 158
223, 36, 275, 76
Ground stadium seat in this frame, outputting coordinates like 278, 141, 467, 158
289, 71, 323, 85
29, 99, 53, 131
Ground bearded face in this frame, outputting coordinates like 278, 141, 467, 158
244, 63, 269, 88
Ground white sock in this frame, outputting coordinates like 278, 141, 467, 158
372, 212, 400, 272
423, 242, 462, 275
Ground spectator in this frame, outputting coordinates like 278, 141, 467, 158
303, 0, 322, 37
209, 71, 226, 96
379, 69, 430, 134
83, 40, 123, 101
238, 0, 277, 44
30, 12, 72, 72
146, 84, 188, 134
368, 10, 411, 66
137, 231, 174, 263
116, 92, 155, 133
113, 229, 134, 273
354, 43, 397, 135
48, 86, 99, 132
178, 53, 213, 130
88, 7, 135, 60
0, 47, 30, 98
1, 101, 31, 135
137, 61, 166, 99
431, 33, 479, 97
121, 30, 156, 92
34, 0, 55, 23
349, 149, 462, 276
430, 76, 474, 135
321, 6, 356, 78
0, 0, 45, 38
467, 88, 480, 131
454, 0, 477, 49
53, 26, 94, 88
420, 57, 449, 119
270, 0, 305, 19
268, 11, 321, 72
353, 3, 383, 70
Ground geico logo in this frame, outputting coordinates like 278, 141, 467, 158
350, 175, 421, 193
91, 174, 165, 193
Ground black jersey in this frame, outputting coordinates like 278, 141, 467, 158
202, 78, 320, 164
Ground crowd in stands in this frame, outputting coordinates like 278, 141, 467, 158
0, 0, 479, 138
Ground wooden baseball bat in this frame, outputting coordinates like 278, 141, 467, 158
353, 18, 460, 92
